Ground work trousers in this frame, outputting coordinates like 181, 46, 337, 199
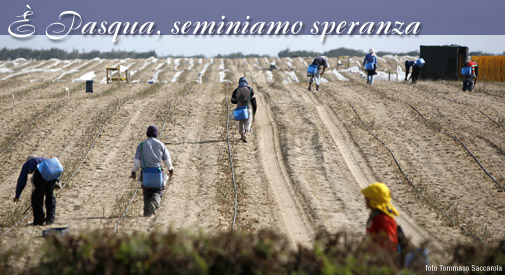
142, 189, 161, 217
411, 66, 420, 83
309, 67, 322, 85
462, 75, 475, 91
238, 109, 253, 135
367, 67, 376, 85
405, 64, 412, 80
31, 170, 56, 225
139, 173, 168, 216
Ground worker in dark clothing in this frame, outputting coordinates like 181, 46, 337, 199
231, 77, 257, 142
462, 57, 479, 92
404, 60, 415, 81
404, 60, 421, 83
406, 58, 424, 84
308, 56, 329, 91
411, 64, 420, 84
14, 156, 58, 226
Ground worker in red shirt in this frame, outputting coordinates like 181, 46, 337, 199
462, 57, 478, 92
361, 182, 399, 251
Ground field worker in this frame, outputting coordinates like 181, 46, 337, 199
404, 60, 416, 81
13, 156, 59, 226
462, 57, 478, 92
231, 77, 257, 142
411, 61, 422, 84
308, 56, 329, 91
361, 182, 399, 251
363, 48, 377, 85
130, 125, 174, 217
404, 60, 421, 83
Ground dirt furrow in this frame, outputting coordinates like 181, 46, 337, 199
255, 89, 313, 248
226, 80, 280, 232
117, 83, 226, 233
0, 84, 163, 236
55, 85, 174, 232
299, 88, 437, 252
265, 84, 367, 236
319, 80, 502, 242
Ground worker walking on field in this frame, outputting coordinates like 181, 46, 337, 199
231, 77, 257, 142
308, 56, 329, 91
361, 182, 399, 252
363, 48, 377, 85
14, 156, 62, 226
130, 125, 174, 217
462, 57, 478, 92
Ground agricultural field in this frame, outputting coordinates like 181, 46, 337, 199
0, 55, 504, 268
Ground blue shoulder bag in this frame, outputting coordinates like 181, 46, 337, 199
37, 157, 64, 182
365, 56, 376, 70
461, 66, 472, 76
140, 142, 164, 188
233, 88, 251, 121
307, 64, 318, 76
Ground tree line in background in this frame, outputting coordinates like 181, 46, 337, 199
0, 47, 158, 60
0, 47, 264, 60
278, 48, 504, 58
278, 47, 420, 58
215, 52, 269, 58
1, 47, 503, 60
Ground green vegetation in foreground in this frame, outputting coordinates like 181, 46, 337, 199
0, 229, 504, 274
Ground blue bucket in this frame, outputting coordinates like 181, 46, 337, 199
415, 58, 425, 67
233, 106, 249, 121
307, 64, 318, 75
37, 157, 64, 182
142, 167, 164, 188
461, 66, 472, 76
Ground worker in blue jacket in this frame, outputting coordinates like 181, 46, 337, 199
363, 48, 377, 84
14, 156, 58, 226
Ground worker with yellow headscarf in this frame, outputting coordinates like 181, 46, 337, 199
361, 182, 400, 251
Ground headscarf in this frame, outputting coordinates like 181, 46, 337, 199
238, 77, 248, 88
361, 182, 399, 218
146, 125, 159, 138
320, 56, 330, 68
369, 48, 376, 56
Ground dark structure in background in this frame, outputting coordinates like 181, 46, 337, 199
86, 80, 93, 93
419, 45, 468, 81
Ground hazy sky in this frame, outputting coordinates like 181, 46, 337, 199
1, 35, 504, 57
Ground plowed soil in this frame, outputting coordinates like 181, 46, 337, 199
1, 57, 504, 267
